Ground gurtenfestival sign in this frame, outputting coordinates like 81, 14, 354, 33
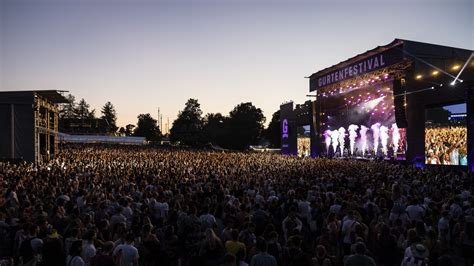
310, 47, 404, 91
282, 119, 289, 139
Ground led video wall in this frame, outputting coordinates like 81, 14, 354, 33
297, 125, 311, 157
425, 103, 467, 166
319, 80, 406, 158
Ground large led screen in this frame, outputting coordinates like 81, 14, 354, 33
425, 103, 467, 166
320, 80, 406, 158
297, 125, 311, 157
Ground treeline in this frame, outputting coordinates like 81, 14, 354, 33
59, 95, 281, 150
170, 98, 280, 150
58, 94, 159, 139
59, 95, 118, 134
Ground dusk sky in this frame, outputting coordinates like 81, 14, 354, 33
1, 0, 472, 131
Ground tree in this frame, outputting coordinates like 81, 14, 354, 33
264, 110, 281, 148
170, 98, 204, 145
59, 94, 77, 119
133, 114, 161, 141
101, 101, 118, 133
227, 102, 266, 150
125, 124, 135, 136
118, 127, 126, 135
76, 98, 95, 119
202, 113, 228, 146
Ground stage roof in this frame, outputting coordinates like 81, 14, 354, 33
308, 38, 474, 92
0, 90, 69, 103
308, 39, 403, 80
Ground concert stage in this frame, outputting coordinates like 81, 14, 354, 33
281, 39, 474, 171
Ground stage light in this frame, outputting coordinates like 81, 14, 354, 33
452, 65, 460, 70
432, 70, 439, 76
415, 74, 423, 80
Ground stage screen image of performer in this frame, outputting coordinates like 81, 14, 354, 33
425, 103, 467, 166
320, 80, 406, 158
297, 125, 311, 157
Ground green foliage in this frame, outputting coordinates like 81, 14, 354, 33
59, 94, 77, 119
76, 98, 95, 119
133, 113, 161, 141
202, 113, 228, 147
101, 101, 118, 133
125, 124, 135, 136
226, 102, 266, 150
264, 110, 281, 148
170, 98, 204, 145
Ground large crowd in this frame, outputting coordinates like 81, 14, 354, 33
1, 145, 473, 266
425, 126, 468, 166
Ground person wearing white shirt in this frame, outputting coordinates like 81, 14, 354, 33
121, 202, 134, 222
329, 200, 342, 214
113, 233, 139, 266
81, 231, 96, 265
153, 200, 169, 220
405, 200, 424, 223
111, 207, 127, 229
67, 240, 85, 266
341, 211, 357, 255
298, 199, 311, 224
450, 197, 463, 220
200, 206, 217, 230
438, 211, 450, 244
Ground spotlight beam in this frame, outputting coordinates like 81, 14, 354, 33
451, 52, 473, 85
393, 86, 435, 97
401, 49, 457, 79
